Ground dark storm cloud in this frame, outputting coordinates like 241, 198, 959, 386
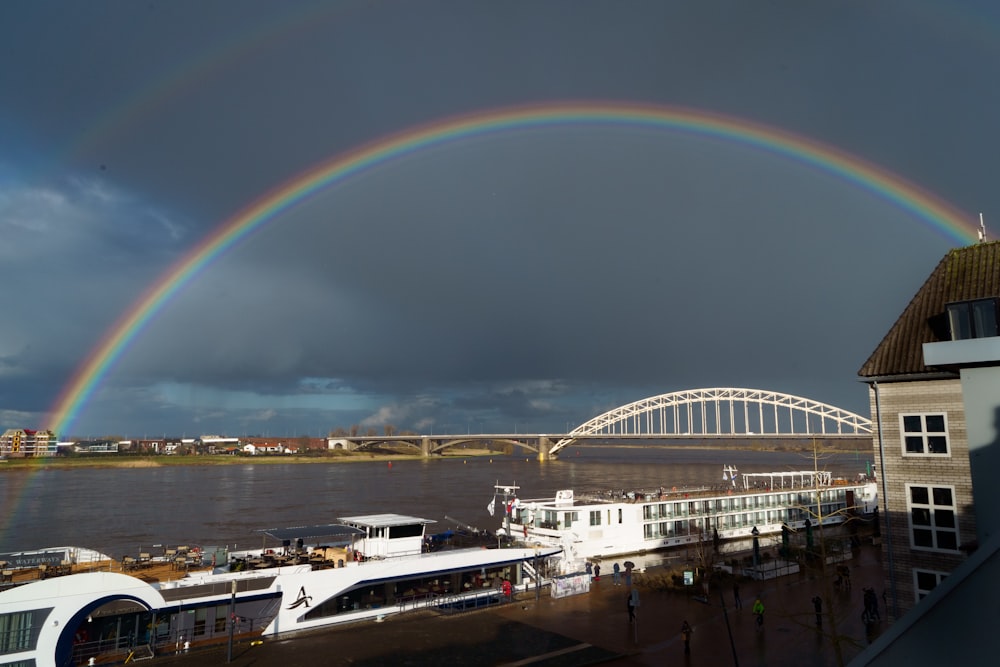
1, 1, 998, 437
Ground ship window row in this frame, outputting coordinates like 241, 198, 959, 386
302, 565, 515, 620
641, 490, 847, 521
541, 510, 576, 529
641, 504, 847, 540
0, 608, 50, 656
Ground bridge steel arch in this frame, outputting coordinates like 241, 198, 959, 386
552, 387, 872, 457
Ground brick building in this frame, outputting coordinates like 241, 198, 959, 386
0, 428, 58, 457
858, 240, 1000, 620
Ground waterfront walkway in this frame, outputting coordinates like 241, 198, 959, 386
153, 543, 887, 667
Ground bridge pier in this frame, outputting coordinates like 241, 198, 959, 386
420, 436, 431, 457
538, 436, 554, 461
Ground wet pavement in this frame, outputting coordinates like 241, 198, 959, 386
150, 543, 887, 667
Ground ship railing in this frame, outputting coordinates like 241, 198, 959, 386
70, 633, 142, 666
396, 588, 502, 614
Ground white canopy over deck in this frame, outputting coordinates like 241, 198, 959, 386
740, 470, 832, 490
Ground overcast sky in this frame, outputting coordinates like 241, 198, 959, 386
2, 1, 998, 439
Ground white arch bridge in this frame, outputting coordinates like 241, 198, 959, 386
333, 388, 873, 460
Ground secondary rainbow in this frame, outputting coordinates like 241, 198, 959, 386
45, 101, 980, 436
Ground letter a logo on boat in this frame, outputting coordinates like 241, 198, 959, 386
288, 586, 312, 610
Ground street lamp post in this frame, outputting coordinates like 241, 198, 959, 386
534, 546, 540, 601
226, 580, 236, 662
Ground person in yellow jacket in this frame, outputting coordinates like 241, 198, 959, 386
752, 597, 765, 630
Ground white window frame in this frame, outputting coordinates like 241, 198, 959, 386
912, 568, 949, 603
906, 483, 960, 553
899, 413, 950, 457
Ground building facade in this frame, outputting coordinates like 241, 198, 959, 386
858, 240, 1000, 620
0, 429, 57, 457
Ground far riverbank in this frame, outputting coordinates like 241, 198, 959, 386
0, 438, 872, 472
0, 449, 493, 471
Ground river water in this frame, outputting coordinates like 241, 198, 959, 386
0, 447, 873, 559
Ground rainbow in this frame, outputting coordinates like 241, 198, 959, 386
70, 3, 354, 162
45, 101, 980, 436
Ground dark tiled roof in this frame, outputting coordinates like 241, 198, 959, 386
858, 240, 1000, 378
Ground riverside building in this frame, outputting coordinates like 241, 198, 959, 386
0, 428, 57, 458
858, 239, 1000, 621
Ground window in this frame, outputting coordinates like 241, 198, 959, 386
900, 413, 949, 455
947, 297, 999, 340
913, 568, 948, 602
907, 485, 959, 552
0, 608, 50, 655
589, 510, 601, 527
194, 608, 207, 636
214, 607, 228, 633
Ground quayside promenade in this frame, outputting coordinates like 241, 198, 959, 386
152, 542, 886, 667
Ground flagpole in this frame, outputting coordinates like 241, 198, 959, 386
494, 482, 520, 545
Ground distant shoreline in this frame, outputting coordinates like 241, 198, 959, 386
0, 450, 487, 470
0, 441, 872, 471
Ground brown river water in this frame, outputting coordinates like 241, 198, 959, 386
0, 447, 872, 559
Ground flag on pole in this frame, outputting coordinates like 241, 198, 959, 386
487, 496, 495, 516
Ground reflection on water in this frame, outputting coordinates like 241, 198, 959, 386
0, 447, 872, 558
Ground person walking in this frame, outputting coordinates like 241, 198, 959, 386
626, 591, 636, 622
811, 595, 823, 628
593, 563, 601, 581
752, 597, 765, 631
732, 580, 743, 609
680, 620, 693, 654
863, 587, 880, 622
613, 562, 621, 586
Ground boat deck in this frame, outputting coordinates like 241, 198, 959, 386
529, 474, 872, 507
0, 557, 213, 589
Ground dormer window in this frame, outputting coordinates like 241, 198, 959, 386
946, 297, 999, 340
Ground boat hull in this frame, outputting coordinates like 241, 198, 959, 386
0, 546, 559, 667
498, 477, 878, 566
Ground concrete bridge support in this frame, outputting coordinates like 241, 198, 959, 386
421, 436, 431, 457
537, 436, 554, 461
